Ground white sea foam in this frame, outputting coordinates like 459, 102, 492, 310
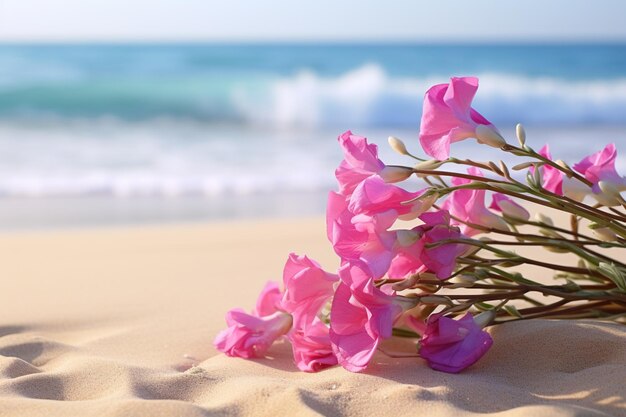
236, 65, 626, 128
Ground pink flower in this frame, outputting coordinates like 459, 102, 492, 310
388, 210, 469, 280
335, 131, 385, 196
417, 211, 468, 280
440, 168, 508, 236
533, 145, 590, 202
419, 313, 493, 373
281, 253, 339, 329
419, 77, 501, 160
289, 319, 337, 372
214, 309, 293, 359
280, 254, 338, 372
573, 143, 626, 206
216, 255, 339, 371
535, 145, 563, 195
388, 230, 426, 279
348, 175, 428, 220
327, 191, 398, 278
330, 262, 412, 372
490, 193, 530, 221
254, 281, 282, 316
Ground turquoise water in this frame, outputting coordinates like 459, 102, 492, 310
2, 43, 626, 124
0, 43, 624, 204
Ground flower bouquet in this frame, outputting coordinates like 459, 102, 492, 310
215, 76, 626, 373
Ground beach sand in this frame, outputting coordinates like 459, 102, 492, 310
0, 217, 624, 417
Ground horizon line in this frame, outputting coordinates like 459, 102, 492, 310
1, 38, 626, 46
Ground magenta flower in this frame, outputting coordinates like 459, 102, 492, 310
335, 131, 385, 196
388, 211, 469, 280
280, 254, 339, 372
536, 145, 564, 195
289, 319, 337, 372
440, 168, 508, 236
419, 313, 493, 373
214, 309, 293, 359
417, 211, 468, 280
254, 281, 283, 316
388, 231, 426, 279
490, 193, 530, 221
281, 253, 339, 329
327, 191, 398, 278
329, 262, 408, 372
573, 143, 626, 206
419, 76, 502, 160
348, 175, 428, 220
216, 255, 339, 371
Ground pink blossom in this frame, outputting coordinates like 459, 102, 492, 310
281, 253, 338, 329
280, 254, 338, 372
254, 281, 282, 316
419, 76, 499, 160
289, 319, 337, 372
214, 309, 293, 359
417, 211, 468, 280
327, 191, 398, 278
419, 313, 493, 373
216, 254, 339, 371
490, 193, 530, 221
329, 262, 410, 372
388, 232, 426, 279
335, 131, 385, 196
573, 143, 626, 205
348, 175, 427, 220
535, 145, 563, 195
440, 167, 508, 236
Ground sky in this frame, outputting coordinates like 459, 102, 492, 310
0, 0, 625, 42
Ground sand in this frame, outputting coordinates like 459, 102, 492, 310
0, 217, 624, 417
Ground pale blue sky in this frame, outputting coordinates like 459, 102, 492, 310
1, 0, 625, 42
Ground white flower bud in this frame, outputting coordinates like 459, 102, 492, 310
515, 123, 526, 146
388, 136, 409, 156
396, 229, 420, 247
475, 124, 507, 149
448, 274, 477, 288
412, 160, 444, 178
533, 212, 554, 227
562, 176, 590, 203
474, 310, 496, 329
497, 199, 530, 221
379, 166, 413, 183
592, 227, 619, 242
596, 180, 626, 207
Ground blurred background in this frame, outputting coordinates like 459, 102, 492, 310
0, 0, 625, 230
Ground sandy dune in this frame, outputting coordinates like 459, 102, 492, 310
0, 218, 624, 416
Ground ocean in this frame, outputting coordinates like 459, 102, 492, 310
0, 43, 625, 228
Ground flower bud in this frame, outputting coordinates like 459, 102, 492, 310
562, 176, 590, 203
473, 310, 496, 329
496, 199, 530, 221
475, 125, 507, 149
596, 180, 626, 207
448, 274, 477, 288
515, 123, 526, 146
414, 159, 444, 172
534, 212, 554, 227
379, 165, 413, 183
555, 159, 571, 173
512, 162, 535, 171
396, 229, 420, 247
388, 136, 409, 156
592, 226, 619, 242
